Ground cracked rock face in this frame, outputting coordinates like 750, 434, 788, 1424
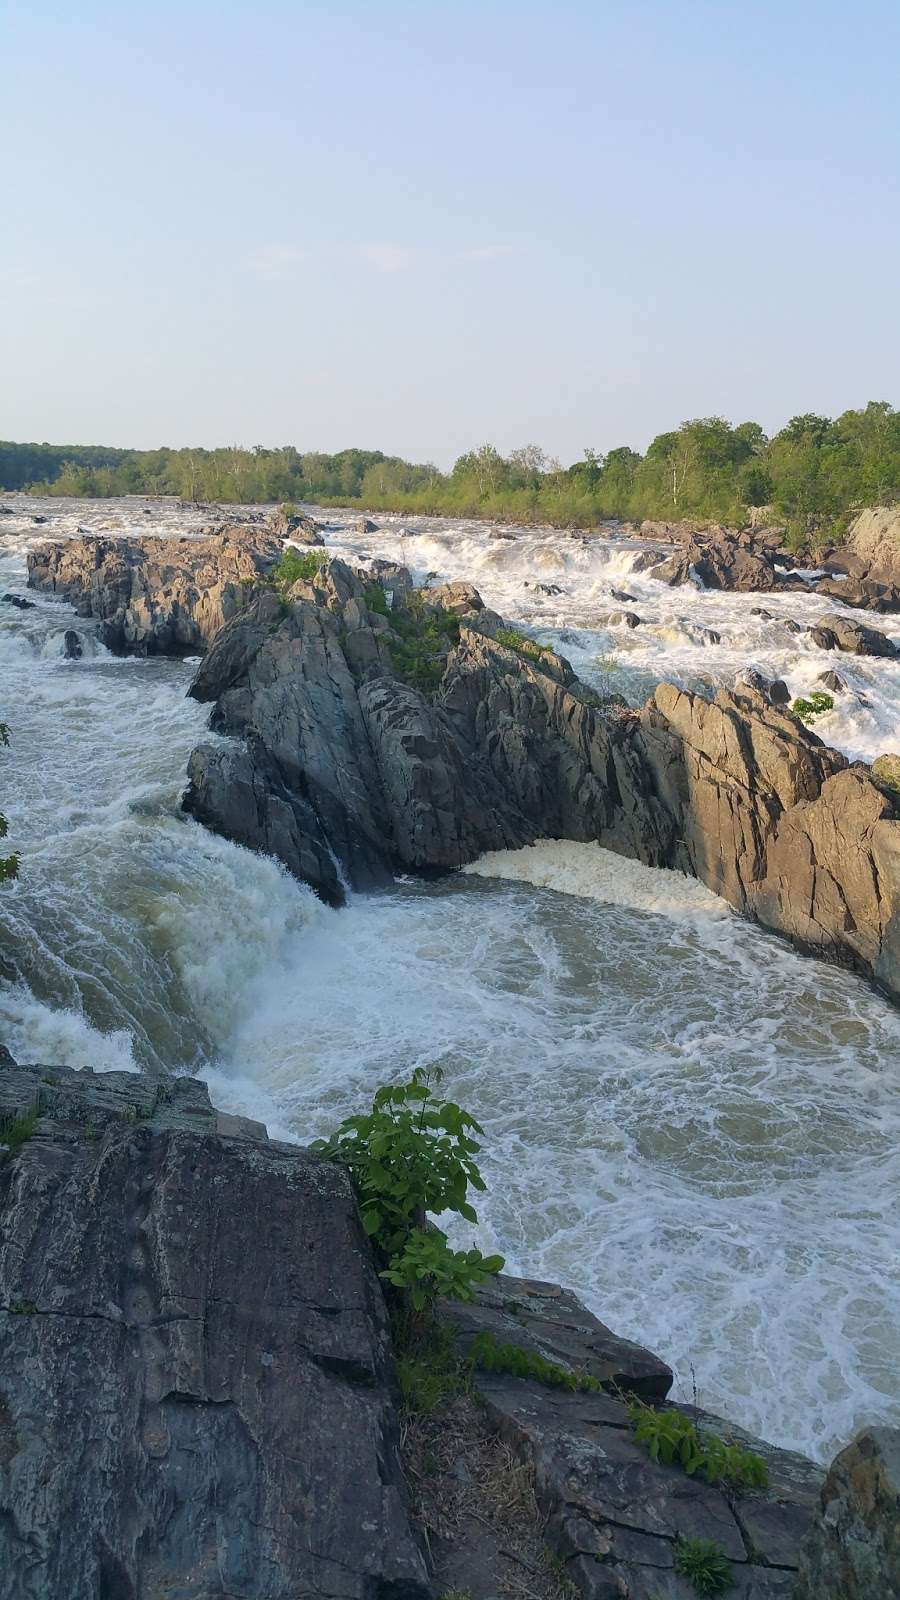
26, 531, 283, 655
0, 1061, 429, 1600
179, 557, 900, 999
441, 1276, 825, 1600
795, 1426, 900, 1600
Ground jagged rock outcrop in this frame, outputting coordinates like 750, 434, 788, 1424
26, 531, 283, 654
180, 556, 900, 997
795, 1427, 900, 1600
809, 612, 899, 657
0, 1058, 430, 1600
182, 560, 679, 904
652, 531, 780, 592
269, 508, 324, 542
441, 1277, 825, 1599
847, 504, 900, 583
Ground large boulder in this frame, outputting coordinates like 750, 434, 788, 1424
653, 531, 779, 592
26, 531, 282, 654
0, 1059, 430, 1600
795, 1427, 900, 1600
847, 505, 900, 583
269, 508, 324, 543
809, 613, 899, 657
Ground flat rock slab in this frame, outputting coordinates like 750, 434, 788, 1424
477, 1378, 823, 1599
442, 1271, 673, 1400
0, 1061, 429, 1600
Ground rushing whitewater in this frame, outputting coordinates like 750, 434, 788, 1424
2, 494, 899, 1462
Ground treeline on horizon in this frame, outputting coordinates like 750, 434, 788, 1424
2, 401, 899, 543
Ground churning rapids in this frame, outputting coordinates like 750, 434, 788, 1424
2, 495, 899, 1464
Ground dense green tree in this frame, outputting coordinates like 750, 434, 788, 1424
3, 401, 899, 539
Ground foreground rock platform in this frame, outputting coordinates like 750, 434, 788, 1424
0, 1060, 429, 1600
439, 1277, 825, 1599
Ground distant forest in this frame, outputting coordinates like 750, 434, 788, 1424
3, 402, 899, 544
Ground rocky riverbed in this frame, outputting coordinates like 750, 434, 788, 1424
2, 494, 900, 1476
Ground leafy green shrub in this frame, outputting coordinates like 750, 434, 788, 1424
388, 604, 460, 692
271, 547, 326, 589
312, 1069, 504, 1314
0, 1110, 37, 1160
673, 1537, 734, 1595
494, 626, 550, 662
790, 690, 834, 725
383, 1232, 503, 1312
628, 1402, 768, 1490
365, 582, 390, 616
279, 501, 297, 519
470, 1330, 602, 1392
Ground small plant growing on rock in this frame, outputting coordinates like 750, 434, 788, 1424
672, 1536, 734, 1595
271, 547, 326, 589
790, 690, 833, 725
0, 1110, 37, 1160
364, 581, 390, 616
382, 1232, 502, 1312
312, 1069, 504, 1316
470, 1330, 602, 1392
628, 1401, 768, 1490
495, 626, 550, 661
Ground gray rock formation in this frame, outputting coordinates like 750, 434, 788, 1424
847, 505, 900, 583
442, 1277, 825, 1599
268, 508, 324, 542
180, 557, 900, 998
26, 530, 283, 654
809, 612, 899, 657
0, 1058, 430, 1600
795, 1427, 900, 1600
442, 1272, 673, 1400
652, 530, 779, 592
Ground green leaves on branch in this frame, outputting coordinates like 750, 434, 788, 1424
790, 690, 834, 725
628, 1401, 768, 1491
382, 1233, 504, 1312
312, 1068, 504, 1314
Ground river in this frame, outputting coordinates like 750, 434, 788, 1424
1, 494, 898, 1463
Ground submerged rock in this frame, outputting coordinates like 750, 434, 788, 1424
62, 627, 82, 659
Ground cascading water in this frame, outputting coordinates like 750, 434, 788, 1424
1, 494, 899, 1462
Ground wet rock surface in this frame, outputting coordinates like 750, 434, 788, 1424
808, 612, 899, 657
0, 1058, 430, 1600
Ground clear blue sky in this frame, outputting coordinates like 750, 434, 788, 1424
3, 0, 899, 466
